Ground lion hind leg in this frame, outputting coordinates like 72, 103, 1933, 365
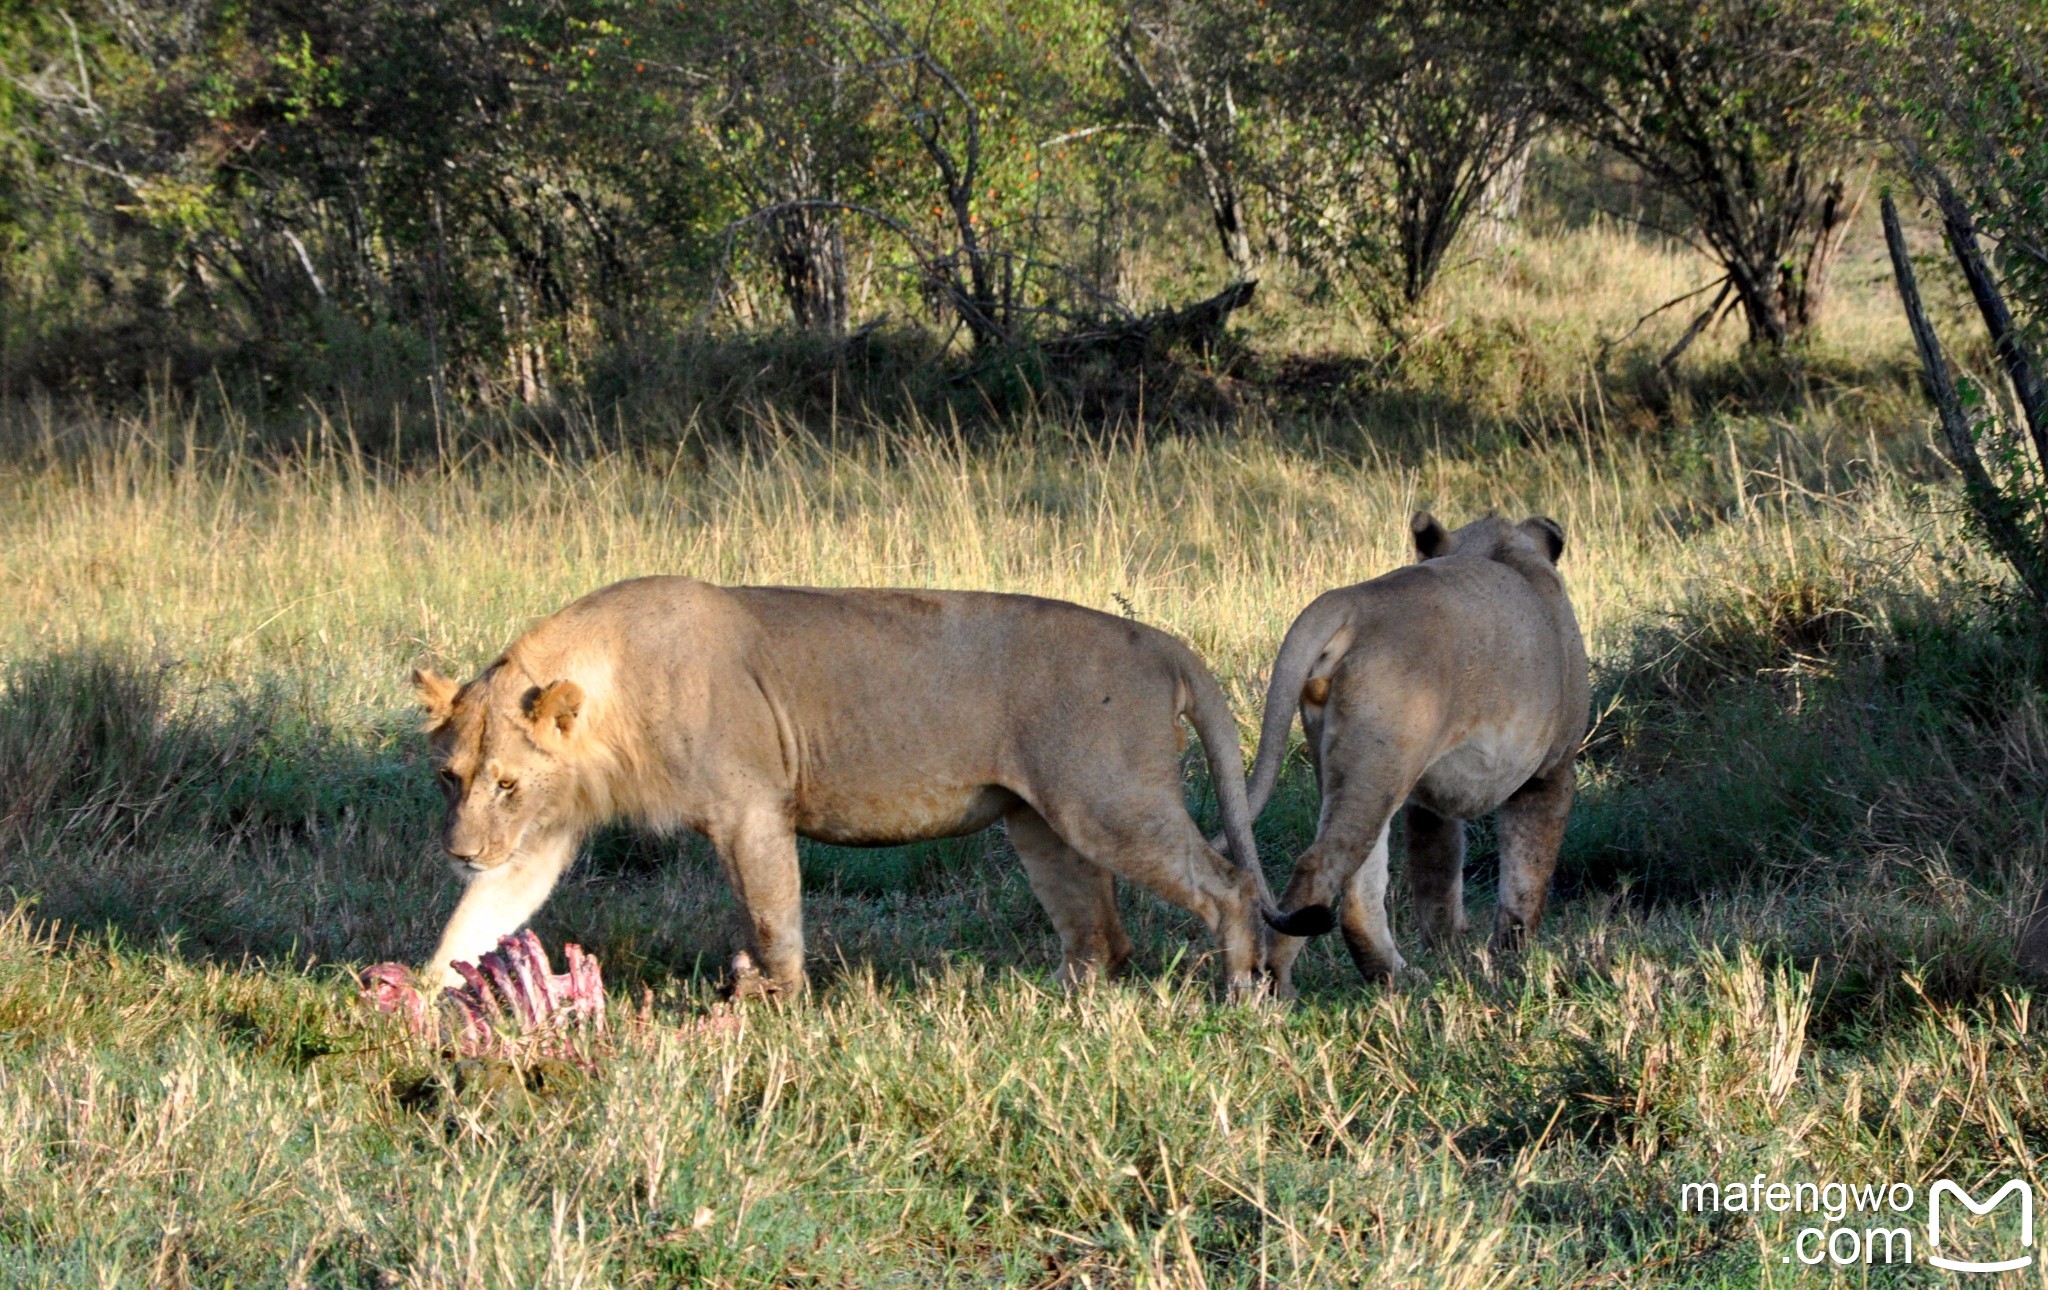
1337, 821, 1406, 983
1268, 772, 1405, 991
1405, 802, 1468, 951
1263, 839, 1332, 996
1490, 763, 1575, 953
1006, 807, 1131, 986
1040, 793, 1263, 999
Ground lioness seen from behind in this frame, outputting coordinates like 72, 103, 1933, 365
412, 579, 1280, 997
1249, 513, 1591, 993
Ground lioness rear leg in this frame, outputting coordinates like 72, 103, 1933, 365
1269, 778, 1405, 994
710, 812, 808, 997
1406, 803, 1467, 951
1041, 794, 1264, 999
1006, 807, 1131, 986
1271, 828, 1409, 993
1335, 821, 1404, 983
1491, 764, 1574, 952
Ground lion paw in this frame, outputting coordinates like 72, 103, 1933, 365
724, 951, 803, 1002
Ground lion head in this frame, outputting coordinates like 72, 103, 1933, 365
1411, 511, 1565, 565
412, 664, 588, 875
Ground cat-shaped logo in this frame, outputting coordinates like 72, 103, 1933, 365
1928, 1180, 2033, 1273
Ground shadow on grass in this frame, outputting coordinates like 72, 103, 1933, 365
8, 598, 2042, 1022
0, 645, 445, 969
1563, 588, 2048, 903
1602, 341, 1920, 433
1551, 589, 2046, 1034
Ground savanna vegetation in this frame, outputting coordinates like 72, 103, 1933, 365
2, 0, 2048, 1284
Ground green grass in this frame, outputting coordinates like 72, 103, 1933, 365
1, 221, 2044, 1285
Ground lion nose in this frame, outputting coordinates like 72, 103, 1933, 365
443, 836, 482, 861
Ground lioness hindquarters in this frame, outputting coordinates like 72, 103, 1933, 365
1250, 514, 1589, 991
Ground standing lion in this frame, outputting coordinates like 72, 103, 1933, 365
410, 578, 1281, 997
1246, 513, 1590, 992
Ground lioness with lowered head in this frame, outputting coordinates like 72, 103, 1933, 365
1247, 513, 1589, 992
411, 578, 1280, 997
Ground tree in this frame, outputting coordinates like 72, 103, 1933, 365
0, 0, 729, 399
1107, 0, 1259, 279
1864, 0, 2048, 421
1853, 0, 2048, 972
1516, 0, 1865, 349
656, 0, 879, 335
1863, 0, 2048, 609
807, 0, 1114, 354
1253, 0, 1541, 330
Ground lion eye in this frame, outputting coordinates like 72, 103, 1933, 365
497, 778, 517, 793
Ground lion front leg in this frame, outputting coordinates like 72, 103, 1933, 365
712, 812, 808, 998
424, 831, 578, 989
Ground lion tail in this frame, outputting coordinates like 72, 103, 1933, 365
1240, 592, 1354, 823
1179, 656, 1288, 927
1221, 595, 1357, 938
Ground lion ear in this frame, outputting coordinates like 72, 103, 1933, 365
1520, 516, 1565, 563
525, 680, 585, 739
1411, 512, 1450, 560
412, 667, 459, 728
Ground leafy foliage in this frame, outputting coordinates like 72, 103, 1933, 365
0, 0, 2040, 399
1253, 0, 1540, 330
1864, 0, 2048, 340
1512, 0, 1866, 349
1860, 0, 2048, 613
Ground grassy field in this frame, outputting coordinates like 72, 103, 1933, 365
2, 223, 2046, 1285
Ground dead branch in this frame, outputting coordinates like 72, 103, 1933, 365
1930, 171, 2048, 474
1881, 191, 2048, 607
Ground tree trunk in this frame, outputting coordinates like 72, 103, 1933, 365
768, 206, 849, 336
949, 188, 1007, 354
1717, 171, 1860, 349
1195, 152, 1253, 280
1479, 142, 1530, 247
1881, 192, 2048, 605
1727, 258, 1792, 348
1931, 171, 2048, 472
1781, 174, 1857, 337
